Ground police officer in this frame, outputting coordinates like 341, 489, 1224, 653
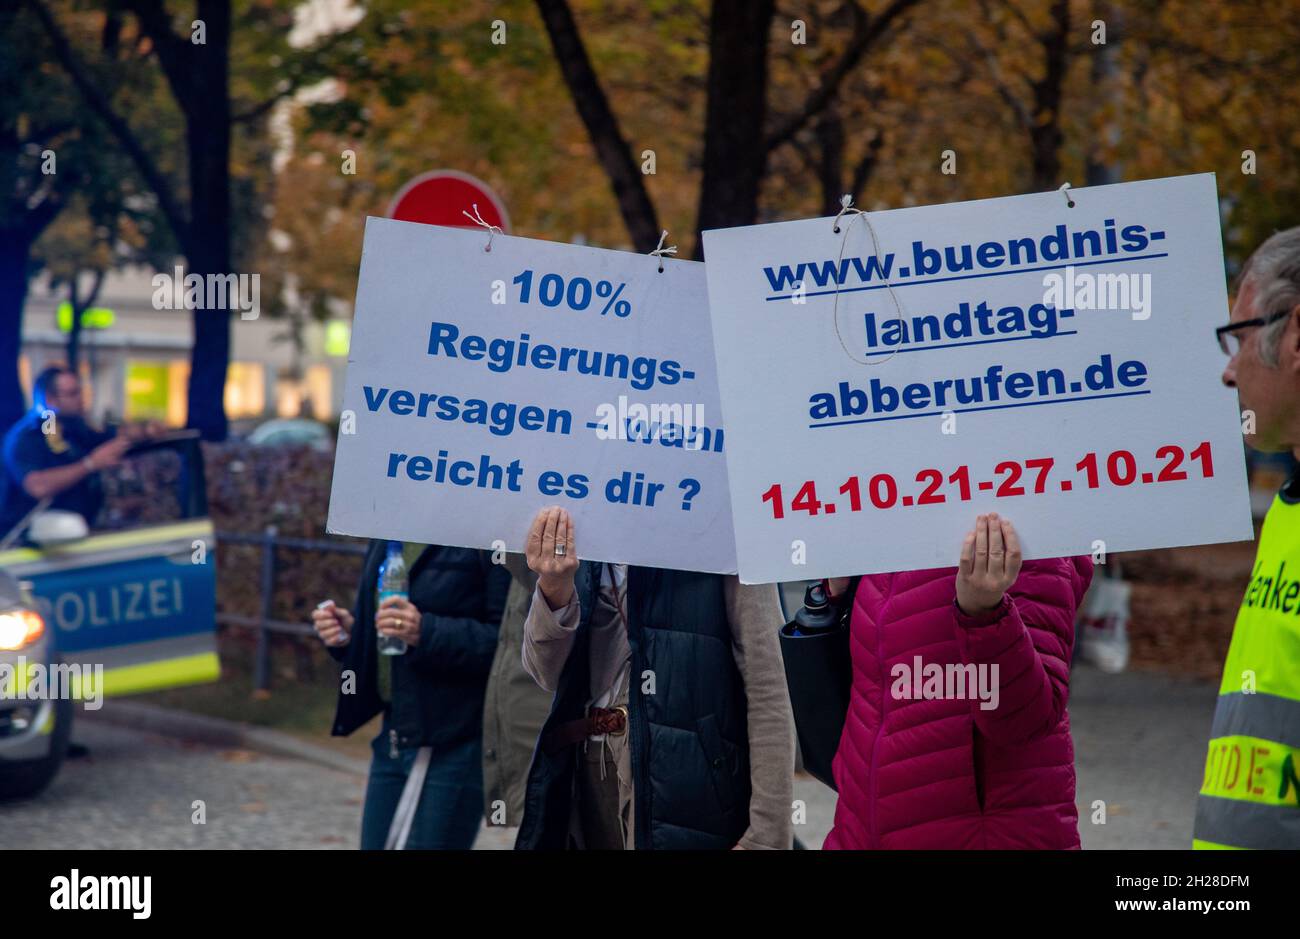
1198, 226, 1300, 848
0, 366, 139, 536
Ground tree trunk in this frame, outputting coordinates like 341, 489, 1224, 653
182, 0, 233, 442
28, 0, 233, 438
1029, 0, 1070, 191
0, 232, 33, 430
693, 0, 776, 258
815, 105, 847, 216
1085, 4, 1122, 187
67, 300, 81, 373
534, 0, 661, 252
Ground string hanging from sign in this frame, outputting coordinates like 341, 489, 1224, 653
462, 203, 504, 253
650, 230, 678, 273
1059, 181, 1075, 208
829, 194, 906, 366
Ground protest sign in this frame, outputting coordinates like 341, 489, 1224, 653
702, 173, 1252, 583
327, 219, 736, 573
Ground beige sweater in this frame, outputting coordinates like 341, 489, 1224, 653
522, 572, 795, 850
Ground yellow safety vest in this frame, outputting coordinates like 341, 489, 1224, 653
1193, 483, 1300, 849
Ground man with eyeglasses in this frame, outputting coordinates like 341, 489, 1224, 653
1196, 227, 1300, 849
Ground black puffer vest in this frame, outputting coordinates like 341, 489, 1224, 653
516, 563, 751, 850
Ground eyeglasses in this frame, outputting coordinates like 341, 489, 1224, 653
1216, 309, 1290, 356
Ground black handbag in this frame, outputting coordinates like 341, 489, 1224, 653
777, 579, 858, 791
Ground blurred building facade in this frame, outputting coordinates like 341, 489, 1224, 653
20, 265, 350, 430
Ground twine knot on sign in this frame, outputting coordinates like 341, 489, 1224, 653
832, 193, 863, 234
650, 230, 678, 272
462, 203, 503, 252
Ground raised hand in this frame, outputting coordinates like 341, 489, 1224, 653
525, 506, 578, 610
956, 513, 1022, 615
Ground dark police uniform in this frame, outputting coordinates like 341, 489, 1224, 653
0, 411, 114, 535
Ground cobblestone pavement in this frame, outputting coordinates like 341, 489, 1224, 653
0, 721, 366, 849
2, 665, 1215, 850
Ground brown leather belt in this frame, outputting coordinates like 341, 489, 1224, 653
543, 705, 627, 753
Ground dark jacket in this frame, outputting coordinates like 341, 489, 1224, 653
516, 563, 751, 850
0, 411, 114, 533
330, 541, 510, 751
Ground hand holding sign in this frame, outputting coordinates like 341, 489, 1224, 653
526, 506, 578, 609
956, 513, 1023, 615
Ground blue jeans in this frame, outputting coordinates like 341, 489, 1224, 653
359, 723, 483, 850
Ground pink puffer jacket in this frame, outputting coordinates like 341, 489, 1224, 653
824, 557, 1092, 850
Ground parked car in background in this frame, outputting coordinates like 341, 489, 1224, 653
246, 418, 332, 452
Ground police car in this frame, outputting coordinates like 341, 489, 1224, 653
0, 431, 218, 798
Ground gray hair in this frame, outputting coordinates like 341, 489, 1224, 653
1239, 226, 1300, 367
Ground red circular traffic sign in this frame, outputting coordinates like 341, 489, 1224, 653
386, 170, 510, 232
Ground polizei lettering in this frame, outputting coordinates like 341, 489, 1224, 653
51, 578, 185, 631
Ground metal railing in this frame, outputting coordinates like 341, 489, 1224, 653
215, 527, 368, 691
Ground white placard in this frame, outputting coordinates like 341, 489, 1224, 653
327, 219, 736, 573
702, 174, 1252, 583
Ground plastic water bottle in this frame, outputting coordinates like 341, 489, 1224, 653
376, 541, 409, 656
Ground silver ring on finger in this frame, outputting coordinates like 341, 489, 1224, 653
555, 542, 566, 557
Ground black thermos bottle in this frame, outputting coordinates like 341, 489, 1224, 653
791, 582, 838, 635
778, 581, 853, 790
